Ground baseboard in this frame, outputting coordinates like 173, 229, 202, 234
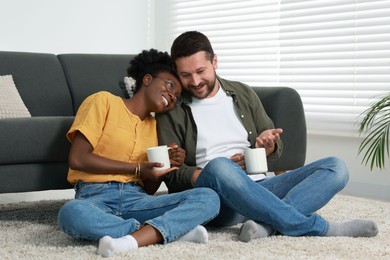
342, 181, 390, 202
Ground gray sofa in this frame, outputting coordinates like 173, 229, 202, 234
0, 50, 306, 194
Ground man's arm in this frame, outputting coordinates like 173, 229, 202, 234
156, 107, 198, 193
246, 86, 283, 160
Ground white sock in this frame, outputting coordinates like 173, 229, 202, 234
97, 235, 138, 258
176, 225, 208, 243
326, 220, 379, 237
238, 220, 275, 242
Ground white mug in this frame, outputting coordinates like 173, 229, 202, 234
146, 145, 171, 171
244, 148, 268, 174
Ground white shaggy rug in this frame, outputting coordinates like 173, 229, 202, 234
0, 195, 389, 260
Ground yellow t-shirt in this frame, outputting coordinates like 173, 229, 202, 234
66, 91, 157, 186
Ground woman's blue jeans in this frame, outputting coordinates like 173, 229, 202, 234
195, 156, 349, 236
58, 182, 220, 243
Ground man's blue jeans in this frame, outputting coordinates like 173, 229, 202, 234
195, 156, 349, 236
58, 182, 220, 243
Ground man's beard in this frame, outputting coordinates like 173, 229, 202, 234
189, 73, 217, 99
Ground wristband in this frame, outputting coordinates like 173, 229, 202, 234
135, 163, 141, 178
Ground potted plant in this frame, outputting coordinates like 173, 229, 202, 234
357, 93, 390, 170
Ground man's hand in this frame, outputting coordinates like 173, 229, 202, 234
191, 168, 202, 186
168, 143, 186, 167
255, 128, 283, 156
230, 153, 246, 170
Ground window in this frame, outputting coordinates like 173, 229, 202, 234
169, 0, 390, 136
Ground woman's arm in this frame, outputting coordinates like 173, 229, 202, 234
68, 131, 137, 174
69, 131, 177, 194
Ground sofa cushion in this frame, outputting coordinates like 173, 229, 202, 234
0, 163, 72, 193
0, 51, 73, 116
58, 54, 135, 113
0, 75, 31, 119
0, 116, 74, 165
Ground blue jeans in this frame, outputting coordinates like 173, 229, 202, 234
195, 156, 349, 236
58, 182, 220, 243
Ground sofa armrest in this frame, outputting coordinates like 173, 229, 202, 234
252, 87, 307, 172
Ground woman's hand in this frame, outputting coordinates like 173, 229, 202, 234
168, 142, 186, 167
141, 163, 178, 195
140, 162, 178, 182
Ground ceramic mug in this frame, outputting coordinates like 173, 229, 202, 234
244, 147, 268, 174
146, 145, 171, 171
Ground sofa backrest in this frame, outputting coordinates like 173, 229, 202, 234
0, 51, 73, 116
58, 54, 135, 114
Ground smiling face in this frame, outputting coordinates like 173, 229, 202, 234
174, 51, 219, 99
146, 71, 182, 113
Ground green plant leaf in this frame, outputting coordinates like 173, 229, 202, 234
357, 93, 390, 171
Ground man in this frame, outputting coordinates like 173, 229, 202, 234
156, 31, 378, 241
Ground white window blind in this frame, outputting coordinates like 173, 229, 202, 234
169, 0, 390, 136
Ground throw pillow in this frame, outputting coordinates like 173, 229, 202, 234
0, 75, 31, 118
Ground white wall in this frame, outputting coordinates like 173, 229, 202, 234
0, 0, 154, 54
307, 134, 390, 201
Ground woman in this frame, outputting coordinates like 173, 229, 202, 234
58, 49, 220, 258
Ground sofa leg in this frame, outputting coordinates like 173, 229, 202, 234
274, 171, 286, 175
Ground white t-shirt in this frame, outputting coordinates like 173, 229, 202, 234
189, 86, 250, 168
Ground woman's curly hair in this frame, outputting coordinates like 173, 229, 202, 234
126, 48, 177, 95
